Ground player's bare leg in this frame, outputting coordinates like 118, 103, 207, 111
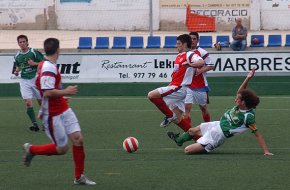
184, 103, 192, 124
184, 143, 206, 154
199, 105, 210, 122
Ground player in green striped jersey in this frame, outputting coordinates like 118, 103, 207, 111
167, 69, 273, 156
14, 35, 44, 131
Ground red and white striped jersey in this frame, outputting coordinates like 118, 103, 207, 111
170, 51, 202, 86
36, 60, 69, 116
189, 47, 214, 90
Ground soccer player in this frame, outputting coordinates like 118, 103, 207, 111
167, 69, 274, 156
22, 38, 96, 185
148, 34, 204, 132
184, 32, 215, 126
14, 35, 44, 131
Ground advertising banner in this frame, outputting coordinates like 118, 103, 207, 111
1, 52, 289, 83
160, 0, 250, 25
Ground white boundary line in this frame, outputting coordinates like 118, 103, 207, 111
0, 108, 290, 112
1, 147, 289, 152
0, 96, 290, 101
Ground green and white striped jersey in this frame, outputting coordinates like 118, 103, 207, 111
220, 106, 257, 138
14, 48, 44, 79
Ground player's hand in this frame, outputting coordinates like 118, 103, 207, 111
182, 62, 190, 67
14, 70, 19, 76
65, 85, 78, 95
264, 152, 274, 157
64, 96, 71, 102
28, 59, 38, 66
195, 68, 202, 76
37, 110, 43, 120
247, 68, 256, 78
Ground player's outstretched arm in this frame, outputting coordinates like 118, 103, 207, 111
254, 131, 274, 157
237, 68, 256, 93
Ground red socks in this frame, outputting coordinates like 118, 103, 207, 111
73, 145, 85, 180
202, 113, 210, 122
177, 118, 191, 132
149, 97, 173, 118
30, 144, 58, 155
184, 117, 191, 125
29, 144, 85, 180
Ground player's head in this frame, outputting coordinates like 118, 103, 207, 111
189, 32, 199, 49
17, 35, 29, 51
44, 38, 60, 57
236, 89, 260, 109
176, 34, 192, 53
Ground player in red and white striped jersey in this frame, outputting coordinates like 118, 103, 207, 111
184, 32, 215, 127
22, 38, 96, 185
148, 34, 204, 131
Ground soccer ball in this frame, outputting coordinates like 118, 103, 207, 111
123, 137, 139, 153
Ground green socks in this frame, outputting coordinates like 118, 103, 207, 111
176, 132, 193, 144
26, 107, 37, 126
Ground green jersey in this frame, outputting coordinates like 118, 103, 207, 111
14, 48, 44, 79
220, 106, 257, 138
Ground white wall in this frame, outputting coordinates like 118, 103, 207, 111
260, 0, 290, 30
249, 0, 261, 31
0, 0, 289, 31
0, 0, 55, 29
56, 0, 160, 30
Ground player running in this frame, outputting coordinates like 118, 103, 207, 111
22, 38, 96, 185
14, 35, 44, 131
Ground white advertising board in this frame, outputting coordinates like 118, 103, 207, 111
1, 52, 289, 83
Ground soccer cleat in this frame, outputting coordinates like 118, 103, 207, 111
23, 143, 35, 167
74, 174, 96, 185
167, 132, 183, 147
160, 115, 177, 128
29, 125, 40, 132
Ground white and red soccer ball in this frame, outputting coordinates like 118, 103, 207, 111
123, 137, 139, 153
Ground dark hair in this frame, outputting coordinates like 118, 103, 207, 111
17, 35, 28, 42
239, 89, 260, 109
177, 34, 192, 49
44, 38, 59, 56
189, 32, 199, 40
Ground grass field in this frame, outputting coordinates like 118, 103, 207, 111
0, 96, 290, 190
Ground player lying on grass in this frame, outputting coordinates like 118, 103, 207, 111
167, 69, 274, 156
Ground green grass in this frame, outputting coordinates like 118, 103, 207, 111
0, 96, 290, 190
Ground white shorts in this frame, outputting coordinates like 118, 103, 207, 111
158, 85, 187, 112
42, 108, 81, 147
19, 78, 41, 100
184, 88, 209, 106
197, 121, 226, 152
